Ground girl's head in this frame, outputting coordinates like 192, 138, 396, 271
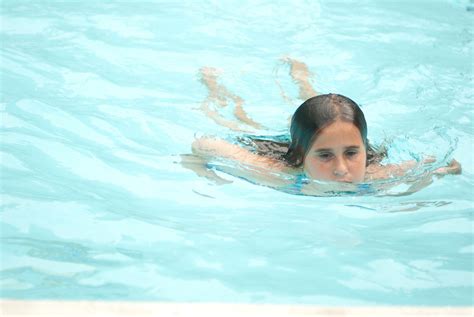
284, 94, 370, 183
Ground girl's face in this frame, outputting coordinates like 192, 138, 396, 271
303, 121, 367, 183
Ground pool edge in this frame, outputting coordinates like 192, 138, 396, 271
1, 300, 472, 317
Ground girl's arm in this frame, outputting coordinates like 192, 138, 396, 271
366, 159, 462, 181
192, 137, 287, 170
190, 137, 293, 187
180, 154, 233, 185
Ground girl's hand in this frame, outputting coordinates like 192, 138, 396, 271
433, 159, 462, 176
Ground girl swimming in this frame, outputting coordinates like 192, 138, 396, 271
184, 59, 461, 194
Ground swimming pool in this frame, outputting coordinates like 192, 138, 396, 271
1, 0, 473, 308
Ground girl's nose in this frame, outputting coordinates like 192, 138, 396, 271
333, 157, 348, 177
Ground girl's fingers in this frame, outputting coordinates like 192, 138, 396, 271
446, 159, 462, 174
433, 159, 462, 175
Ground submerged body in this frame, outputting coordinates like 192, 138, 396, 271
186, 59, 461, 194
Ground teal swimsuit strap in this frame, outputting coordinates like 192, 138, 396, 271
294, 173, 310, 192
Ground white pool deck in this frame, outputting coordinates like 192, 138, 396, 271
1, 300, 472, 317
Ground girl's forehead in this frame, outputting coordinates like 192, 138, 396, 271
311, 121, 364, 148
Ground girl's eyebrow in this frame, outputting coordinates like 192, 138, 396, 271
314, 145, 361, 152
314, 148, 332, 152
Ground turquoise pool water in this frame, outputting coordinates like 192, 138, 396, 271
1, 0, 473, 305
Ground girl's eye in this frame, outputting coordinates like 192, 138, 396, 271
345, 150, 359, 158
317, 152, 333, 161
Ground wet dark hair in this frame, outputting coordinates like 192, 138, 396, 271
242, 94, 385, 167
